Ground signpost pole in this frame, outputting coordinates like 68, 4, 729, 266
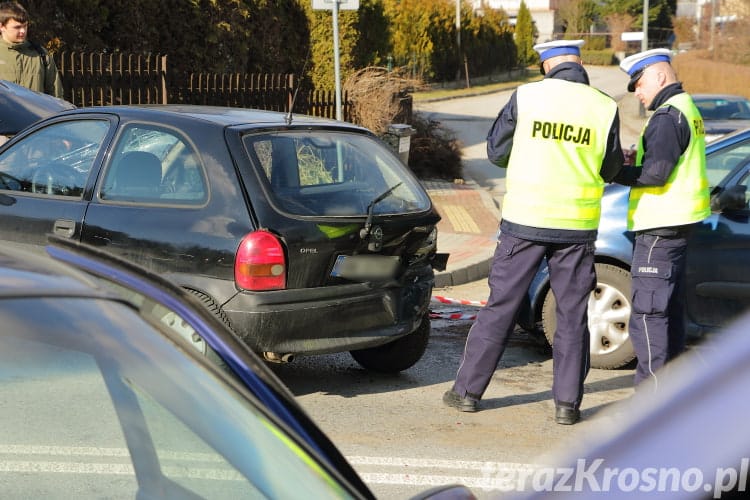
313, 0, 359, 120
639, 0, 649, 117
332, 0, 342, 120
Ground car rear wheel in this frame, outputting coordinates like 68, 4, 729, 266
350, 316, 430, 373
542, 263, 634, 369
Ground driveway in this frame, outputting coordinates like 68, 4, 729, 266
414, 65, 647, 206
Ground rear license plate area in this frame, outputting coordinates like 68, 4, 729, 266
331, 255, 400, 280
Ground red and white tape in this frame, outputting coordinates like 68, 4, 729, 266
430, 295, 487, 307
429, 311, 478, 321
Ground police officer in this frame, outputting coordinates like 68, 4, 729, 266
442, 40, 624, 424
615, 49, 711, 387
0, 1, 64, 98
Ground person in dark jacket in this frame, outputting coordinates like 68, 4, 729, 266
0, 1, 63, 98
614, 49, 710, 388
442, 40, 624, 425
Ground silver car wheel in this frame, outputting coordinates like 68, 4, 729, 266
542, 263, 635, 369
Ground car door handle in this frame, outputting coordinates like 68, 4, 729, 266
53, 219, 76, 238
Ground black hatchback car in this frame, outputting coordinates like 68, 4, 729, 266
0, 104, 445, 373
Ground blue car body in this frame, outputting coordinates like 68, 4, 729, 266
521, 127, 750, 368
0, 239, 475, 499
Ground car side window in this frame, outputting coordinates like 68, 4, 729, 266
100, 125, 207, 204
0, 120, 109, 197
706, 138, 750, 188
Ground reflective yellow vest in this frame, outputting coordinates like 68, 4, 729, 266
628, 93, 710, 231
502, 78, 617, 230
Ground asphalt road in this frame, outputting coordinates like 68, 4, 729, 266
270, 290, 635, 499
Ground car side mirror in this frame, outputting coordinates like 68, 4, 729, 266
711, 184, 747, 212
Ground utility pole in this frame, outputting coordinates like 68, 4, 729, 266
709, 0, 716, 56
641, 0, 649, 52
311, 0, 360, 121
639, 0, 649, 117
455, 0, 461, 83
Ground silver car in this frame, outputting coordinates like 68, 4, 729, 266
693, 94, 750, 142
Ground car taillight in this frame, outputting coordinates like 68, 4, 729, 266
235, 231, 286, 291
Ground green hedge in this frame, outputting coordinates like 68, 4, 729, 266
582, 49, 618, 66
29, 0, 522, 90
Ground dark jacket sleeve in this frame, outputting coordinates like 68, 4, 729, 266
599, 109, 625, 183
486, 91, 517, 168
46, 58, 64, 99
612, 106, 689, 187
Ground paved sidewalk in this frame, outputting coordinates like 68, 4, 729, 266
423, 179, 500, 288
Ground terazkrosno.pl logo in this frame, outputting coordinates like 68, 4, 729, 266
482, 458, 749, 498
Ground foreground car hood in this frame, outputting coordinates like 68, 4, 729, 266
0, 80, 75, 135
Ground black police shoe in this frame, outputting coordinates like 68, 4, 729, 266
555, 406, 581, 425
442, 389, 478, 412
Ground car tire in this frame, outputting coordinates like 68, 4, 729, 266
541, 263, 634, 369
185, 289, 233, 368
350, 315, 430, 373
187, 289, 234, 329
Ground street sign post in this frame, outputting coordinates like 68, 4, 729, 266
312, 0, 360, 121
312, 0, 359, 9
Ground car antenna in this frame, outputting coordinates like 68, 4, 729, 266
286, 47, 312, 126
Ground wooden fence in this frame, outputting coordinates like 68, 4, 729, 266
171, 72, 294, 112
57, 52, 167, 107
52, 51, 367, 123
303, 89, 353, 120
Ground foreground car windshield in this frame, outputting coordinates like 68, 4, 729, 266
0, 296, 353, 498
244, 130, 431, 216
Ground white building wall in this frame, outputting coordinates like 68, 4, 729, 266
478, 0, 553, 9
676, 1, 698, 17
471, 0, 560, 42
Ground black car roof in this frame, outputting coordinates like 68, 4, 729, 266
58, 104, 371, 132
0, 80, 76, 135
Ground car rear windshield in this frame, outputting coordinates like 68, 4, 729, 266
243, 130, 431, 217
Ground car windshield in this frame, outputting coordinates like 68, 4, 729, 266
0, 296, 353, 498
695, 97, 750, 121
0, 120, 108, 196
244, 130, 431, 216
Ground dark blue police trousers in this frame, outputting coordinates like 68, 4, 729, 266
629, 232, 689, 386
453, 233, 595, 408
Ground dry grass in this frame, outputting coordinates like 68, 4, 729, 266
344, 67, 463, 180
343, 67, 425, 136
674, 16, 750, 98
673, 52, 750, 99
